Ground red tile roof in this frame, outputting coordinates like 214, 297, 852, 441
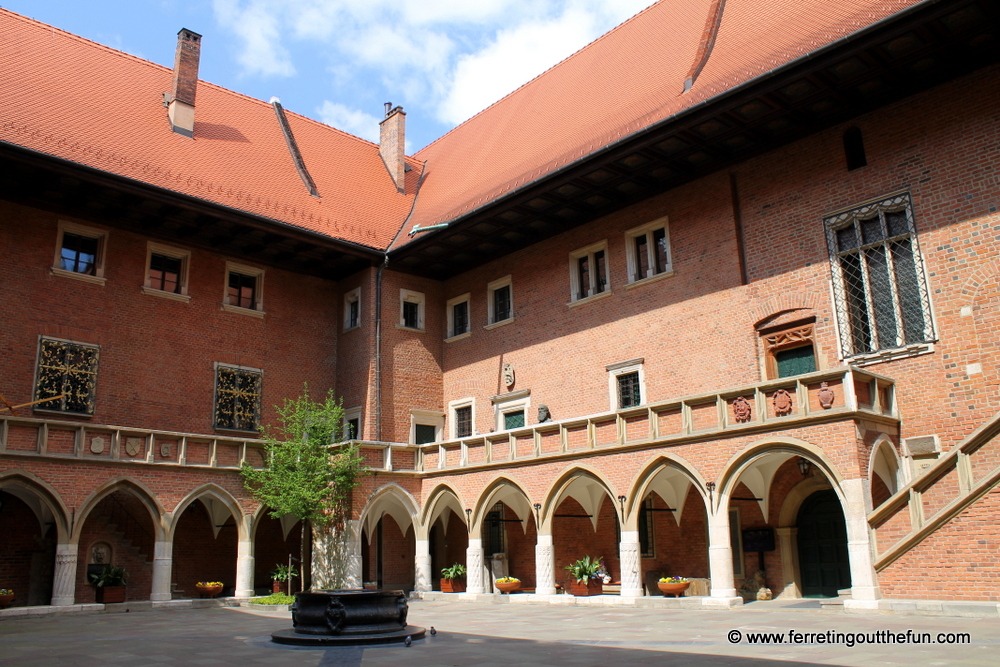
0, 9, 419, 251
397, 0, 923, 248
2, 1, 923, 253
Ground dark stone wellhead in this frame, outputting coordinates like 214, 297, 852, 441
271, 589, 425, 646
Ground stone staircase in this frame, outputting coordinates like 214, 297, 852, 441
868, 411, 1000, 570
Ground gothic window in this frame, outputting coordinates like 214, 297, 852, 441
761, 322, 817, 379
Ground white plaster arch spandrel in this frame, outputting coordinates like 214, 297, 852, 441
72, 476, 167, 544
420, 483, 466, 537
469, 476, 534, 539
540, 465, 619, 534
627, 454, 709, 530
359, 482, 420, 543
169, 484, 246, 542
0, 469, 72, 543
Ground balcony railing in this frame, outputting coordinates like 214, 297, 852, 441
411, 366, 895, 474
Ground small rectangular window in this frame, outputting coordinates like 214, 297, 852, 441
455, 405, 472, 438
344, 288, 361, 330
228, 272, 257, 309
638, 497, 655, 558
415, 423, 437, 444
399, 289, 425, 330
214, 365, 262, 432
503, 410, 525, 430
446, 293, 471, 340
223, 262, 264, 315
569, 242, 609, 303
493, 285, 511, 322
149, 253, 182, 293
346, 418, 360, 440
617, 371, 641, 409
626, 218, 672, 285
52, 221, 108, 285
34, 337, 100, 415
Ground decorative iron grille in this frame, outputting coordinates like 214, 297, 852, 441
34, 338, 99, 414
617, 371, 641, 409
214, 365, 262, 431
825, 193, 934, 358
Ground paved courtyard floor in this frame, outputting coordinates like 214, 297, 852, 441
1, 599, 998, 666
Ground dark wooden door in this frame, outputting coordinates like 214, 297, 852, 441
796, 489, 851, 597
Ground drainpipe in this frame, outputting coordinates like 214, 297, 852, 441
374, 256, 387, 441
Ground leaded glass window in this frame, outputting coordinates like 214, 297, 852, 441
825, 193, 934, 358
617, 371, 641, 409
214, 365, 262, 431
34, 338, 99, 415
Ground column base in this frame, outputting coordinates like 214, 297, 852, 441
50, 596, 75, 607
620, 587, 644, 597
843, 598, 880, 611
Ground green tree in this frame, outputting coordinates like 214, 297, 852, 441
241, 386, 365, 591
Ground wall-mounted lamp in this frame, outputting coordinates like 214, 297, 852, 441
533, 503, 541, 524
706, 482, 716, 503
465, 508, 472, 530
617, 495, 627, 516
798, 457, 812, 476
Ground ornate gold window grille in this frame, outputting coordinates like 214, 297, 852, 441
214, 365, 262, 431
34, 338, 99, 415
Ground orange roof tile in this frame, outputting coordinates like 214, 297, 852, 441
0, 9, 418, 251
397, 0, 922, 248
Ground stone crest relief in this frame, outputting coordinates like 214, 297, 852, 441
125, 437, 144, 457
772, 389, 793, 416
732, 396, 752, 423
159, 441, 172, 458
502, 363, 515, 389
90, 436, 106, 454
817, 382, 835, 409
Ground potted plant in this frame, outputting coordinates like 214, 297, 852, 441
0, 588, 14, 608
440, 563, 467, 593
195, 581, 224, 598
495, 576, 520, 594
657, 576, 690, 597
271, 564, 298, 594
89, 565, 127, 604
564, 555, 603, 596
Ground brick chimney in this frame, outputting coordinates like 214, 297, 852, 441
379, 103, 406, 192
167, 28, 202, 137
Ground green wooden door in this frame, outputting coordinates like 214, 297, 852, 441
796, 490, 851, 597
776, 345, 816, 378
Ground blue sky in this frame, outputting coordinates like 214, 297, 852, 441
6, 0, 657, 151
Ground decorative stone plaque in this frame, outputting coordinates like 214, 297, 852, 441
817, 382, 835, 409
125, 437, 143, 457
502, 363, 515, 389
90, 436, 106, 454
159, 441, 172, 458
772, 389, 793, 416
732, 396, 752, 423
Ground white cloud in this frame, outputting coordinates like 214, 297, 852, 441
212, 0, 296, 77
317, 101, 382, 143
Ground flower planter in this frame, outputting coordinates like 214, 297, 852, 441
657, 581, 690, 598
96, 586, 126, 604
273, 580, 285, 594
565, 579, 603, 596
495, 580, 520, 594
0, 593, 15, 608
196, 585, 223, 599
440, 579, 466, 593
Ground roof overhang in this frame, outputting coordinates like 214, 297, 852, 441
391, 0, 1000, 279
0, 141, 383, 281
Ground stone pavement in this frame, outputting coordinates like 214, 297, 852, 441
1, 599, 998, 666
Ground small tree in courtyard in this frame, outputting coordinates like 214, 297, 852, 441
241, 385, 365, 592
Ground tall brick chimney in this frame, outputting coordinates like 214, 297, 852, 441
379, 103, 406, 193
167, 28, 202, 137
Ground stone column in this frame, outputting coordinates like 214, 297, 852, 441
235, 536, 254, 598
343, 519, 363, 590
466, 539, 485, 594
414, 539, 433, 592
50, 543, 78, 606
150, 540, 173, 601
534, 534, 556, 595
706, 507, 741, 605
776, 527, 800, 599
840, 478, 881, 607
618, 531, 643, 597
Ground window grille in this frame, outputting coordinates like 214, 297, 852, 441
34, 338, 99, 415
214, 365, 262, 431
617, 371, 641, 409
455, 405, 473, 438
825, 193, 933, 358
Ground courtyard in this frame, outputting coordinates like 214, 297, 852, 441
1, 599, 997, 666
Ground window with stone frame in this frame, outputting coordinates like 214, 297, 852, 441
34, 337, 100, 416
214, 364, 262, 431
454, 405, 473, 438
447, 293, 471, 339
825, 193, 934, 359
607, 359, 644, 412
569, 241, 609, 302
487, 275, 513, 326
617, 372, 641, 409
52, 221, 108, 285
625, 218, 672, 284
760, 321, 817, 379
223, 261, 265, 315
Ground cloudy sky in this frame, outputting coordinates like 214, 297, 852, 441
7, 0, 658, 150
